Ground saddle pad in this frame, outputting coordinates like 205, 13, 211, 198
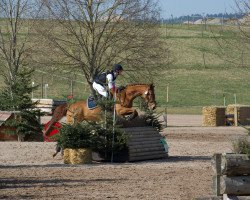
87, 96, 98, 110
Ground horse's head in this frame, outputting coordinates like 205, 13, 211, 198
142, 84, 156, 110
121, 83, 157, 110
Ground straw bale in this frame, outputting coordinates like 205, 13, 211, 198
63, 148, 70, 164
64, 148, 92, 164
202, 106, 225, 127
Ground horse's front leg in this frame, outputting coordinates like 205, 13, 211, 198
53, 145, 62, 158
116, 105, 138, 120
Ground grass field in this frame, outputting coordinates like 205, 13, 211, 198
1, 22, 250, 114
155, 24, 250, 111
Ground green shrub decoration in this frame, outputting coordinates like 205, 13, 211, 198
137, 97, 164, 132
55, 122, 97, 149
232, 137, 250, 158
55, 120, 128, 161
92, 124, 128, 161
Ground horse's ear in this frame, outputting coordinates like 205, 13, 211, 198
150, 84, 154, 89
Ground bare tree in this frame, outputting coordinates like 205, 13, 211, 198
213, 0, 250, 68
205, 1, 250, 69
0, 0, 40, 97
229, 0, 250, 67
38, 0, 169, 93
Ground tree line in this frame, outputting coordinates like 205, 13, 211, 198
163, 13, 246, 24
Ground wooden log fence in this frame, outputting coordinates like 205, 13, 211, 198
212, 153, 250, 200
122, 127, 168, 162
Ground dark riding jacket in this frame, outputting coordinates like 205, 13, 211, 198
94, 70, 116, 86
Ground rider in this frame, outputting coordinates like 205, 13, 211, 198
92, 64, 123, 98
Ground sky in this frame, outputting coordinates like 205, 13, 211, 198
159, 0, 237, 18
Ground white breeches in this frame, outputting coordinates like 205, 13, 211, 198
92, 82, 108, 97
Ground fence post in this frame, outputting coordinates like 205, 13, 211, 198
31, 81, 35, 99
70, 80, 74, 96
234, 94, 237, 104
166, 83, 169, 103
41, 75, 44, 98
234, 106, 238, 127
212, 153, 222, 196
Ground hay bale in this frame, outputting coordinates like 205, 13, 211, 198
202, 106, 226, 126
63, 148, 92, 164
226, 104, 240, 115
63, 148, 70, 164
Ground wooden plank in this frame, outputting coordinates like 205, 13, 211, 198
128, 137, 162, 143
35, 104, 53, 108
128, 140, 162, 146
129, 144, 163, 148
220, 176, 250, 195
221, 154, 250, 176
124, 131, 160, 136
124, 129, 154, 133
32, 98, 53, 105
129, 150, 167, 157
123, 126, 158, 131
129, 146, 164, 153
128, 138, 162, 143
129, 143, 163, 149
127, 134, 162, 139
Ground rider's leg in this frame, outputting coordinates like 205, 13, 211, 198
92, 82, 108, 98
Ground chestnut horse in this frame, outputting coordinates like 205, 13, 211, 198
44, 83, 156, 136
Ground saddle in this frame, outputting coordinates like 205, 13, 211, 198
87, 96, 113, 111
87, 96, 98, 110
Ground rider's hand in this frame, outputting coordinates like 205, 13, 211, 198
112, 86, 116, 93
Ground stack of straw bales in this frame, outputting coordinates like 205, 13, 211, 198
202, 106, 226, 126
226, 104, 250, 125
63, 148, 92, 164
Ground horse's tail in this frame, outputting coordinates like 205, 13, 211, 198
43, 103, 68, 136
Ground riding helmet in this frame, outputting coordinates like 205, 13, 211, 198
113, 64, 123, 72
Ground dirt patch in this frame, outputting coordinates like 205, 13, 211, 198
0, 115, 249, 200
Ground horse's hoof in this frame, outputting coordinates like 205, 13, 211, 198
124, 116, 131, 121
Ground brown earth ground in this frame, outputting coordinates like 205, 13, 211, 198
0, 115, 249, 200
